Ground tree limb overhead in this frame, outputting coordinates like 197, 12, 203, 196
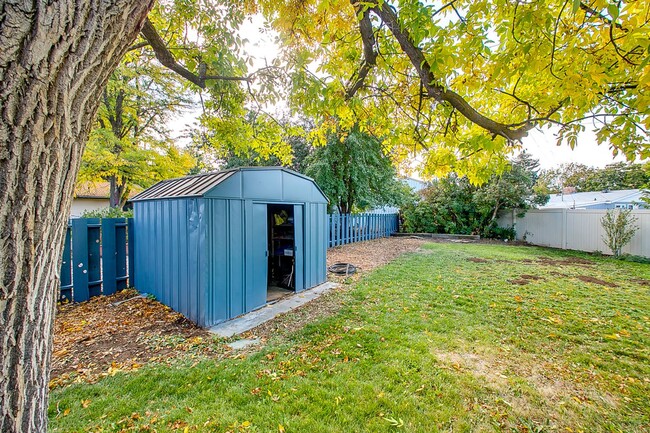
140, 18, 250, 88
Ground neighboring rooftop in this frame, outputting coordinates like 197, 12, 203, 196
74, 181, 142, 200
402, 177, 429, 192
540, 188, 646, 209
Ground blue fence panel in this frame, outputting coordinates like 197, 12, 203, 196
59, 217, 134, 303
327, 213, 398, 248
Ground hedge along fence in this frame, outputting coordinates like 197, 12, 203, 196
328, 213, 399, 248
60, 218, 134, 303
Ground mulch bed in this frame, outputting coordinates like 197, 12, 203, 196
51, 237, 429, 387
51, 290, 214, 388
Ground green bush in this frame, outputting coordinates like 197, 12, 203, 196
483, 224, 516, 240
601, 209, 638, 257
80, 207, 133, 219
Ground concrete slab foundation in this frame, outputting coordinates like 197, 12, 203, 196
209, 281, 339, 338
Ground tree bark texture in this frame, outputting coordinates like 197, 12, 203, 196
0, 1, 154, 431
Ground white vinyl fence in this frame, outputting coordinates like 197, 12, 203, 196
498, 209, 650, 257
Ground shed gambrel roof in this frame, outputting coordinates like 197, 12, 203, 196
130, 167, 328, 203
130, 170, 236, 201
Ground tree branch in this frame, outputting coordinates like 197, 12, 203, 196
579, 2, 626, 31
368, 3, 538, 142
345, 1, 379, 99
140, 18, 251, 88
127, 41, 150, 52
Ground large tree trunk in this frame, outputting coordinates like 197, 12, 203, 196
0, 1, 153, 431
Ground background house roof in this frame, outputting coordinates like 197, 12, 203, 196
74, 181, 143, 200
540, 189, 644, 209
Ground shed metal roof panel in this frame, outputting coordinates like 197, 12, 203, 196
131, 170, 237, 201
131, 167, 328, 203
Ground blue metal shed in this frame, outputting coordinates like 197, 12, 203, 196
130, 167, 329, 327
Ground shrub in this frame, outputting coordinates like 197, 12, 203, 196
80, 207, 133, 219
483, 225, 516, 240
601, 209, 638, 257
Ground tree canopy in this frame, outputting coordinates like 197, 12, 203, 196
99, 0, 650, 182
78, 59, 195, 208
401, 152, 549, 236
305, 127, 413, 213
252, 0, 648, 180
535, 161, 650, 193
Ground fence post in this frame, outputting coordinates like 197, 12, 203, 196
562, 209, 568, 250
102, 218, 117, 296
373, 214, 377, 239
336, 213, 341, 246
364, 214, 368, 240
128, 217, 135, 288
327, 214, 331, 248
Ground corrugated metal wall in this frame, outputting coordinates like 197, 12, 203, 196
133, 198, 209, 325
304, 202, 328, 288
499, 209, 650, 257
133, 172, 329, 328
204, 199, 247, 325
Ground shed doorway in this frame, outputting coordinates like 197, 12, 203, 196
267, 204, 296, 302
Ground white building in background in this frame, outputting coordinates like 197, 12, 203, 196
70, 182, 112, 217
540, 188, 647, 210
70, 182, 142, 217
371, 177, 430, 214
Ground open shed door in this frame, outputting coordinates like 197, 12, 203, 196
294, 204, 304, 292
248, 203, 268, 310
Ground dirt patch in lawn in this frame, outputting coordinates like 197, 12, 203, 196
509, 279, 530, 285
435, 349, 618, 425
575, 275, 618, 288
467, 257, 489, 263
536, 256, 595, 267
632, 278, 650, 287
51, 290, 220, 388
520, 274, 543, 281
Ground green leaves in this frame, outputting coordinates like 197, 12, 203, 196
251, 0, 648, 179
79, 59, 195, 207
304, 126, 413, 213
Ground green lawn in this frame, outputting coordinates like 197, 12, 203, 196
49, 243, 650, 432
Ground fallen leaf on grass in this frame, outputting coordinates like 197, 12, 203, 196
383, 416, 404, 428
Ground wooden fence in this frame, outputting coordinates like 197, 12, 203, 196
328, 213, 399, 247
60, 218, 134, 302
